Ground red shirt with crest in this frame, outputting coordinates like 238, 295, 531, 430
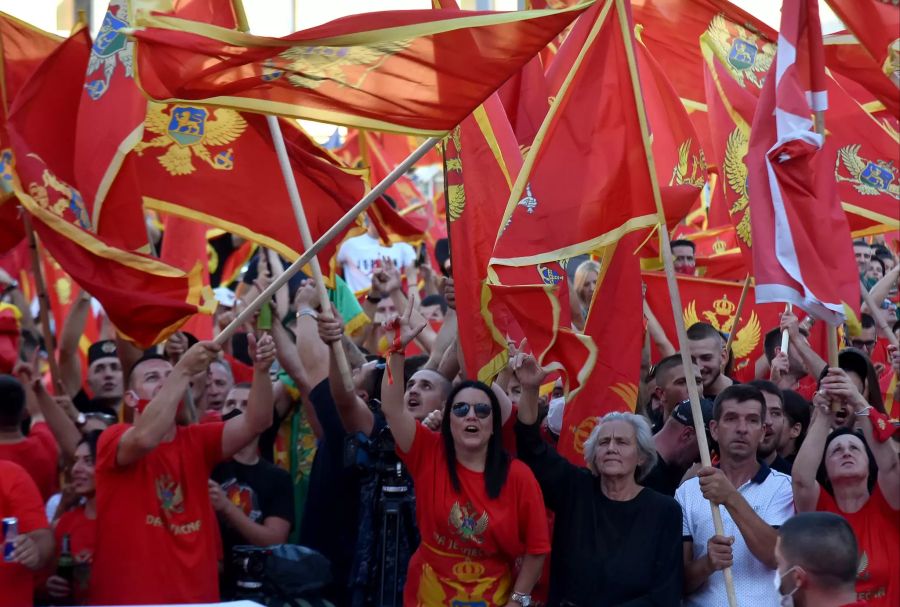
89, 422, 223, 605
398, 423, 550, 607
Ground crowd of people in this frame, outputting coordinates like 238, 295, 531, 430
0, 231, 898, 607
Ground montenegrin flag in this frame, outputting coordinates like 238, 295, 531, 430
8, 28, 214, 348
746, 0, 859, 324
125, 3, 593, 135
489, 0, 658, 267
0, 13, 62, 254
824, 0, 899, 115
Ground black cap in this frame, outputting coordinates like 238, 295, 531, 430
87, 340, 118, 365
838, 348, 869, 382
128, 350, 167, 376
672, 398, 714, 429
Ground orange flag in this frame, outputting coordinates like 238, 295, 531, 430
557, 234, 642, 464
489, 0, 658, 267
0, 13, 62, 253
127, 4, 592, 135
8, 29, 213, 348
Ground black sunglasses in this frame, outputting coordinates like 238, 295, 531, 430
451, 402, 492, 419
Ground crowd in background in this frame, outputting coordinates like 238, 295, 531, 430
0, 230, 898, 607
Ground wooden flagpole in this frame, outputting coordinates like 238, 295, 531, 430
724, 273, 751, 355
21, 214, 62, 389
215, 137, 443, 347
612, 0, 738, 604
265, 114, 355, 393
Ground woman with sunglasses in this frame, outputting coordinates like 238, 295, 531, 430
380, 299, 550, 607
513, 353, 684, 607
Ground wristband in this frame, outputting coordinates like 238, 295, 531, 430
366, 293, 382, 304
855, 405, 873, 417
296, 308, 318, 321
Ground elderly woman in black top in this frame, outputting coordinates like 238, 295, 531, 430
513, 354, 683, 607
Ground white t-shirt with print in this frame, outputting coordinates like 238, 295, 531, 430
337, 233, 416, 293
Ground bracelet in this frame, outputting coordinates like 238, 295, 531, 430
366, 293, 382, 304
855, 405, 873, 417
296, 308, 318, 321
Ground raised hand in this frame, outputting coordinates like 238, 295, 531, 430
513, 349, 547, 389
178, 341, 221, 376
388, 293, 428, 349
248, 332, 276, 371
293, 278, 319, 311
372, 258, 402, 295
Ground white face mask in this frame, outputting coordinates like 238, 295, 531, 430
773, 567, 799, 607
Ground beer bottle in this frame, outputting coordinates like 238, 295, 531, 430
56, 533, 75, 600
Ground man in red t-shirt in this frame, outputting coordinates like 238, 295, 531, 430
89, 335, 277, 605
775, 512, 869, 607
0, 460, 54, 606
0, 375, 59, 500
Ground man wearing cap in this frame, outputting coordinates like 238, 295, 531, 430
90, 334, 277, 604
644, 398, 713, 496
57, 292, 124, 417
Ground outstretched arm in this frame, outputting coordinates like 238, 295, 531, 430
222, 333, 276, 459
380, 295, 428, 453
117, 342, 219, 466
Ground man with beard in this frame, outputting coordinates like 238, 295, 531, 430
687, 323, 733, 399
749, 380, 793, 475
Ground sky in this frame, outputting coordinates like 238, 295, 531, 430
0, 0, 845, 37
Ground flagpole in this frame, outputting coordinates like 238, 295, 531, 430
612, 0, 738, 605
860, 279, 900, 348
265, 115, 356, 393
21, 214, 62, 390
724, 273, 751, 355
215, 136, 443, 347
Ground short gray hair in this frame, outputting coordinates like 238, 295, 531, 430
583, 412, 658, 481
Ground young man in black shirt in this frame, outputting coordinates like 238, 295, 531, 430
210, 382, 294, 598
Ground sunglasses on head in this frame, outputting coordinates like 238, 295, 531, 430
451, 402, 492, 419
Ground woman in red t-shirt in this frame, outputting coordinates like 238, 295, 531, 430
792, 368, 900, 607
381, 303, 550, 607
45, 431, 100, 605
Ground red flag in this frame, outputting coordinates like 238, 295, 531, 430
497, 55, 551, 152
445, 95, 524, 381
160, 214, 213, 339
557, 235, 643, 464
128, 5, 591, 135
0, 14, 63, 253
747, 0, 858, 323
824, 0, 899, 114
77, 1, 240, 251
644, 271, 768, 382
824, 31, 900, 118
490, 0, 658, 266
8, 29, 214, 347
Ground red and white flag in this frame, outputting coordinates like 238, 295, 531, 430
747, 0, 859, 325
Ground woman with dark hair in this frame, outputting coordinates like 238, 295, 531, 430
513, 354, 683, 607
380, 301, 550, 607
45, 430, 103, 605
792, 367, 899, 606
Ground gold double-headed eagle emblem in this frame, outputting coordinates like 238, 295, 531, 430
683, 294, 761, 360
705, 14, 775, 90
835, 144, 899, 199
265, 40, 411, 91
135, 103, 247, 176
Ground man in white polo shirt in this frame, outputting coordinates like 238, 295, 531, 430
677, 384, 794, 606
